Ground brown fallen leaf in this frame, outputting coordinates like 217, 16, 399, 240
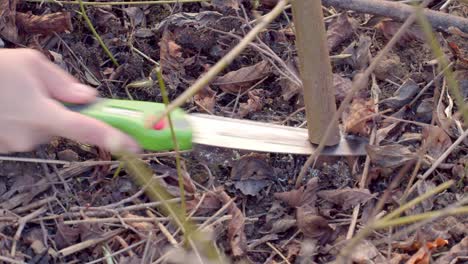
342, 35, 372, 71
266, 218, 297, 234
16, 11, 72, 35
159, 29, 188, 89
380, 79, 419, 109
447, 41, 468, 69
214, 61, 271, 94
186, 192, 221, 216
434, 237, 468, 264
238, 89, 265, 118
317, 187, 376, 210
350, 240, 386, 263
366, 144, 418, 168
285, 241, 302, 262
212, 0, 239, 11
230, 153, 273, 196
327, 12, 356, 51
296, 205, 332, 244
406, 238, 448, 264
216, 190, 246, 257
274, 177, 319, 208
55, 218, 81, 249
122, 212, 154, 232
0, 0, 18, 42
333, 74, 353, 103
376, 19, 425, 45
422, 125, 452, 159
24, 228, 47, 254
194, 85, 216, 113
342, 98, 376, 137
374, 52, 406, 81
150, 163, 196, 197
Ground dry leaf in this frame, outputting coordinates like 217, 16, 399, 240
416, 98, 434, 123
214, 61, 270, 94
15, 11, 73, 35
343, 98, 376, 136
285, 241, 302, 262
55, 218, 81, 249
0, 0, 18, 42
274, 177, 319, 208
422, 125, 452, 159
267, 218, 297, 234
238, 89, 265, 118
374, 52, 405, 81
186, 193, 221, 216
123, 7, 145, 26
231, 153, 273, 196
366, 144, 418, 168
333, 74, 353, 102
122, 213, 154, 232
380, 79, 419, 109
434, 237, 468, 264
216, 190, 246, 256
247, 234, 279, 250
327, 12, 356, 51
296, 205, 332, 244
317, 187, 375, 210
350, 240, 386, 263
24, 228, 47, 254
150, 163, 196, 197
406, 238, 448, 264
342, 35, 372, 70
212, 0, 239, 10
194, 85, 216, 113
376, 19, 425, 45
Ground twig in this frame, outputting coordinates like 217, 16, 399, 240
295, 0, 433, 188
85, 241, 145, 264
407, 128, 468, 195
58, 229, 124, 257
321, 0, 468, 33
13, 196, 56, 214
63, 215, 240, 225
266, 242, 291, 264
11, 206, 48, 256
77, 0, 119, 66
0, 256, 26, 264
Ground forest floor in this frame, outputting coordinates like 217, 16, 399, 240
0, 0, 467, 263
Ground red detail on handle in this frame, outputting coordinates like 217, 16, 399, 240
153, 118, 166, 130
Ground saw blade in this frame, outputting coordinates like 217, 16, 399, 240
187, 113, 368, 156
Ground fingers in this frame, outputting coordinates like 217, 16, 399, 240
44, 100, 141, 153
24, 49, 97, 104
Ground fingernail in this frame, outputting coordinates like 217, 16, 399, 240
71, 83, 97, 98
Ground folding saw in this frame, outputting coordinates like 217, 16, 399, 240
65, 98, 368, 156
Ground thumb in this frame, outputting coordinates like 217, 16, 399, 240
45, 101, 141, 153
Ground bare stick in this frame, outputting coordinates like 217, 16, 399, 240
11, 206, 47, 256
291, 0, 340, 146
295, 0, 433, 188
57, 229, 124, 257
322, 0, 468, 33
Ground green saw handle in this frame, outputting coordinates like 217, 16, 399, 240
63, 98, 193, 152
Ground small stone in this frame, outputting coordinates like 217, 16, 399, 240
57, 149, 79, 162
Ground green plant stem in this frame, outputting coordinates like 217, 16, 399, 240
78, 0, 119, 67
28, 0, 209, 5
154, 0, 290, 122
154, 67, 187, 219
415, 7, 467, 124
374, 206, 468, 229
382, 180, 454, 222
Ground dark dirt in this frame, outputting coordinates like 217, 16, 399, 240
0, 0, 467, 263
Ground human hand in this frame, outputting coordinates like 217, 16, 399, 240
0, 48, 140, 154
